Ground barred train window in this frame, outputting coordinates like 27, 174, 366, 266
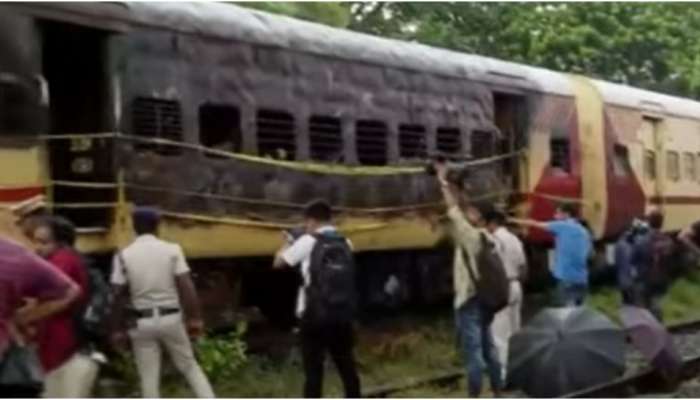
198, 104, 241, 155
684, 152, 696, 181
612, 144, 632, 178
667, 151, 680, 182
550, 138, 570, 173
471, 131, 494, 159
131, 97, 183, 155
398, 124, 427, 160
309, 116, 343, 163
644, 150, 656, 180
355, 120, 388, 166
436, 127, 461, 157
256, 109, 296, 160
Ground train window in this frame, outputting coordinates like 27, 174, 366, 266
309, 116, 343, 163
644, 150, 656, 180
131, 97, 183, 155
612, 145, 632, 177
471, 131, 494, 159
436, 127, 462, 157
667, 151, 680, 182
198, 104, 241, 155
398, 124, 427, 161
355, 120, 388, 166
256, 109, 296, 160
684, 152, 696, 181
550, 138, 570, 173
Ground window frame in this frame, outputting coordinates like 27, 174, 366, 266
198, 103, 242, 156
255, 108, 296, 161
355, 120, 389, 166
683, 151, 696, 182
308, 115, 343, 163
667, 150, 680, 182
644, 150, 656, 181
549, 137, 571, 173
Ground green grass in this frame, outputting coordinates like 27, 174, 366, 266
108, 271, 700, 398
154, 312, 461, 398
587, 270, 700, 324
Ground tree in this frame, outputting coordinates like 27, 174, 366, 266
236, 2, 351, 28
234, 2, 700, 99
349, 2, 700, 99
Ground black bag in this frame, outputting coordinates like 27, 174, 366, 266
646, 231, 675, 292
304, 232, 357, 324
0, 342, 43, 395
462, 233, 510, 314
76, 263, 113, 344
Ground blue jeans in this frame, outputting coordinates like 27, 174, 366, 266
556, 281, 588, 306
455, 297, 502, 397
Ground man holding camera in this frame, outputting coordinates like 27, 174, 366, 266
432, 162, 502, 397
273, 199, 361, 398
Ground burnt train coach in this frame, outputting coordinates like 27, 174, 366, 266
1, 3, 699, 324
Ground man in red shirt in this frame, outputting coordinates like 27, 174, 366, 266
31, 216, 99, 398
0, 232, 79, 398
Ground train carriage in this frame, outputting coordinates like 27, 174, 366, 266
1, 2, 699, 325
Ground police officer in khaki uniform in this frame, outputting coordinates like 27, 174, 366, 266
110, 207, 214, 398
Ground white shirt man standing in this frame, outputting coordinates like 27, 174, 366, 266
484, 209, 527, 381
110, 207, 214, 398
273, 199, 361, 398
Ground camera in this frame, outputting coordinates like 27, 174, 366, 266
284, 226, 306, 243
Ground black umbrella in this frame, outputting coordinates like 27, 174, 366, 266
508, 307, 626, 397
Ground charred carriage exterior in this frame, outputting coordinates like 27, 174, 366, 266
3, 2, 700, 322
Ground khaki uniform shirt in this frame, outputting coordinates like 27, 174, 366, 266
110, 234, 190, 310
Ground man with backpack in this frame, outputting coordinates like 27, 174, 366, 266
634, 210, 672, 321
273, 199, 361, 398
432, 162, 506, 397
614, 219, 648, 306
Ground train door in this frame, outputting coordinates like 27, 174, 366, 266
638, 117, 663, 211
41, 21, 114, 229
494, 92, 528, 204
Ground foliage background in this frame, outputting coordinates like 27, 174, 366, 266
237, 2, 700, 100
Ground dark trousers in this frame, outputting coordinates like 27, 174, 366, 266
300, 320, 361, 398
0, 384, 42, 398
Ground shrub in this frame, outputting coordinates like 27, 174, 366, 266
196, 321, 248, 384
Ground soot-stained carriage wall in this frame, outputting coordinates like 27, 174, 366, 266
118, 29, 505, 218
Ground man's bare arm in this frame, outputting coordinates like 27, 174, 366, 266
16, 282, 80, 325
435, 163, 463, 209
272, 241, 290, 269
509, 218, 549, 231
175, 272, 206, 337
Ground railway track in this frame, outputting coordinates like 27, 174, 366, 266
364, 317, 700, 398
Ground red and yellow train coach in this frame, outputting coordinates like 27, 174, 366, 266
1, 2, 699, 322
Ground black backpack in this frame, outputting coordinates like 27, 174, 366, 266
462, 233, 510, 314
304, 232, 357, 324
645, 231, 675, 292
76, 259, 113, 344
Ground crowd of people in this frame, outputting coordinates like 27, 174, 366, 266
0, 158, 696, 399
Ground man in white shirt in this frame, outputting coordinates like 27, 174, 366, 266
484, 210, 527, 381
110, 207, 214, 398
273, 199, 361, 398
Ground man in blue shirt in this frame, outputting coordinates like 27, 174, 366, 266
511, 203, 592, 306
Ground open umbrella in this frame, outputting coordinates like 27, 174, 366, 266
508, 307, 626, 397
619, 305, 681, 380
